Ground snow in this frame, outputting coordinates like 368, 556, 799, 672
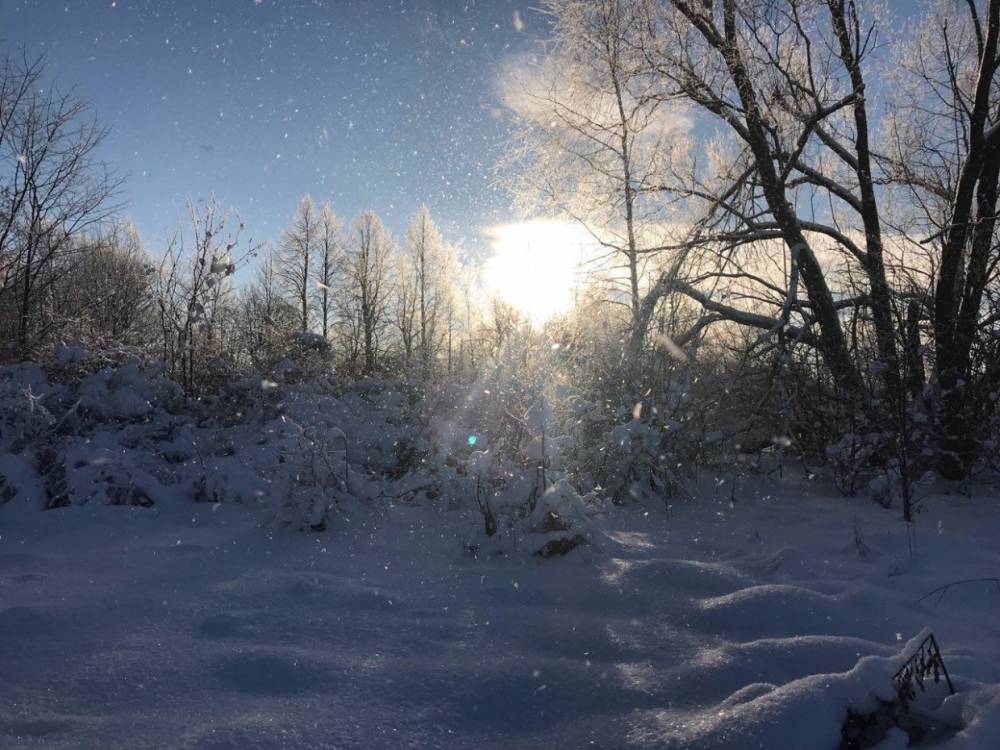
2, 478, 999, 748
1, 363, 1000, 748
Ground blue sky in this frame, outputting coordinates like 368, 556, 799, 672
1, 0, 547, 257
1, 0, 923, 263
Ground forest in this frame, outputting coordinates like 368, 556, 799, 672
2, 1, 1000, 748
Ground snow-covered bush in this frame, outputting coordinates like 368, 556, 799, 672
520, 478, 605, 557
569, 406, 691, 506
265, 331, 336, 385
604, 417, 666, 504
0, 338, 730, 547
263, 417, 348, 530
74, 362, 183, 423
463, 453, 605, 558
0, 351, 340, 522
0, 364, 56, 452
0, 452, 44, 507
448, 392, 609, 558
827, 428, 892, 496
57, 434, 171, 508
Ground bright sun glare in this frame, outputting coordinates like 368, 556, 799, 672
482, 220, 594, 325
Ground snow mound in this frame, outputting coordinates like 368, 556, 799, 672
631, 629, 934, 749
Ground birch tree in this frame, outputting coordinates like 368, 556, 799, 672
504, 0, 679, 364
403, 205, 456, 376
339, 210, 394, 374
314, 202, 342, 340
393, 250, 419, 369
278, 195, 318, 333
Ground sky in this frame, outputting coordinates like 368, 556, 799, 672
0, 0, 548, 258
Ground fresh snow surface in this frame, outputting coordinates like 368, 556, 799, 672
2, 475, 1000, 749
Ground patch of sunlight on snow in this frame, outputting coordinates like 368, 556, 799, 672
617, 661, 661, 692
606, 530, 657, 550
600, 558, 639, 586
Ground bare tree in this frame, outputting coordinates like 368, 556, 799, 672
314, 202, 342, 340
449, 265, 482, 379
235, 249, 300, 372
338, 210, 394, 374
626, 0, 909, 400
278, 195, 319, 333
402, 205, 455, 377
516, 0, 1000, 482
52, 221, 154, 346
0, 52, 120, 357
884, 0, 1000, 476
154, 199, 256, 394
393, 249, 419, 369
504, 0, 678, 365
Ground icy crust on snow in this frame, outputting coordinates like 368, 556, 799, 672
1, 359, 1000, 748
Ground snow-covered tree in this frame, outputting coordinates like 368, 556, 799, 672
235, 249, 300, 371
403, 206, 456, 377
277, 195, 319, 333
337, 210, 394, 374
314, 202, 343, 341
502, 0, 679, 367
393, 249, 419, 369
153, 199, 256, 394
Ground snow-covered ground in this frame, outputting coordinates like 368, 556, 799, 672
3, 472, 1000, 749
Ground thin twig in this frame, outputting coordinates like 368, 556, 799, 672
918, 577, 1000, 604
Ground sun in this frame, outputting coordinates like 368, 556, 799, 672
482, 219, 593, 325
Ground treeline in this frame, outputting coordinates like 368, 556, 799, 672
0, 53, 536, 394
150, 197, 491, 393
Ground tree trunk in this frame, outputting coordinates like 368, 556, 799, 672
933, 0, 1000, 478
